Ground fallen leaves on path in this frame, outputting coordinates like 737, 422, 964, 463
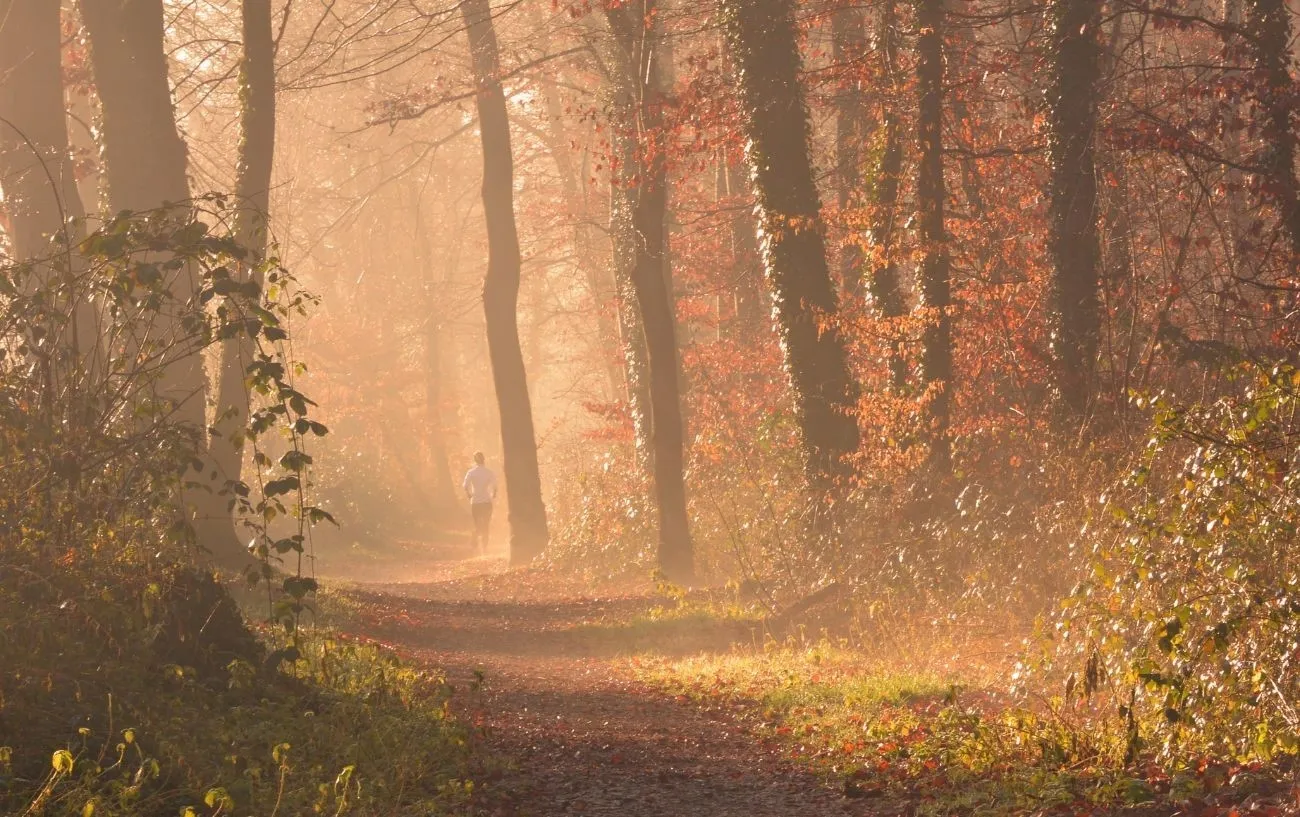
328, 559, 869, 817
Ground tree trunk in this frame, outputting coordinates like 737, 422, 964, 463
915, 0, 953, 470
612, 187, 657, 475
721, 0, 861, 495
0, 0, 86, 259
461, 0, 550, 563
203, 0, 277, 565
0, 0, 97, 369
606, 0, 693, 582
1243, 0, 1300, 262
82, 0, 200, 428
80, 0, 190, 213
867, 0, 908, 392
717, 39, 766, 336
832, 2, 869, 298
1045, 0, 1103, 416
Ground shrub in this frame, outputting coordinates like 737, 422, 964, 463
0, 203, 472, 815
1058, 361, 1300, 763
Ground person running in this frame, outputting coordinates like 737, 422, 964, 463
462, 451, 498, 555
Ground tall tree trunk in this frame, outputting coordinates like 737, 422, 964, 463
916, 0, 953, 470
411, 171, 457, 513
80, 1, 189, 213
1100, 8, 1137, 408
867, 0, 908, 391
606, 0, 693, 582
611, 176, 656, 475
721, 0, 861, 496
423, 302, 456, 511
1243, 0, 1300, 262
202, 0, 277, 565
1045, 0, 1103, 416
461, 0, 550, 563
0, 0, 86, 259
0, 0, 97, 371
832, 1, 869, 297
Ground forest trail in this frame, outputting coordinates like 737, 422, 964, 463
330, 552, 871, 817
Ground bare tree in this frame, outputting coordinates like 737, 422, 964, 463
461, 0, 550, 563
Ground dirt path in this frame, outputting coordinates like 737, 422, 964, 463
331, 557, 870, 817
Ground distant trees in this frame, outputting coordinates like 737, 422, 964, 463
460, 0, 550, 563
721, 0, 861, 498
7, 0, 1300, 585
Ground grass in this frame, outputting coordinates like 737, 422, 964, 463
0, 558, 477, 817
629, 632, 1167, 816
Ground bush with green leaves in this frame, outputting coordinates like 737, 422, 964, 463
1057, 361, 1300, 763
0, 202, 473, 815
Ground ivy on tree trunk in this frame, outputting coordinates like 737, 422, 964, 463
916, 0, 953, 471
606, 0, 693, 583
721, 0, 861, 498
1045, 0, 1103, 417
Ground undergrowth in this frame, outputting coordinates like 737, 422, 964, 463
634, 636, 1297, 816
0, 205, 476, 816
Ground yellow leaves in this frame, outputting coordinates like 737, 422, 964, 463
51, 748, 74, 774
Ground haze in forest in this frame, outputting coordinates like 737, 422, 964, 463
4, 0, 1300, 812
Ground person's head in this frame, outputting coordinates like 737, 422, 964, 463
473, 451, 485, 466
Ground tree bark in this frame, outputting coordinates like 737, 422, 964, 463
721, 0, 861, 495
0, 0, 86, 259
204, 0, 278, 565
80, 0, 190, 214
1045, 0, 1103, 416
461, 0, 550, 563
1243, 0, 1300, 263
0, 0, 97, 369
606, 0, 694, 582
916, 0, 953, 470
867, 0, 908, 392
611, 166, 656, 475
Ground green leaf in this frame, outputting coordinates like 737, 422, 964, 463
264, 476, 300, 497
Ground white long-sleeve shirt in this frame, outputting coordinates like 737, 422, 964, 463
462, 464, 498, 505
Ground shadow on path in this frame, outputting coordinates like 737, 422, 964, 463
333, 567, 875, 817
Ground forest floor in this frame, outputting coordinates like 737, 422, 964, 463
316, 543, 1297, 817
320, 543, 884, 817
